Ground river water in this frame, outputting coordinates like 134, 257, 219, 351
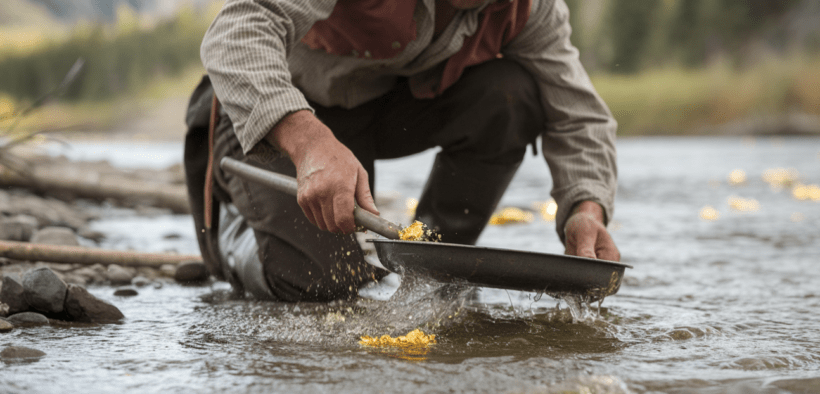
2, 137, 819, 393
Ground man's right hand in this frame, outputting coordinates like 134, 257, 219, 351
265, 110, 378, 234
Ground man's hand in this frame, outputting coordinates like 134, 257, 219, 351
563, 201, 620, 261
266, 110, 378, 234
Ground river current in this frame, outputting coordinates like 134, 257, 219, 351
1, 136, 819, 393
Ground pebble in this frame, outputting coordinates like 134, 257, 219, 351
0, 275, 29, 314
6, 312, 49, 327
22, 268, 67, 313
73, 267, 105, 284
131, 276, 151, 287
174, 261, 209, 284
0, 215, 38, 242
30, 226, 81, 246
113, 287, 138, 297
0, 346, 46, 360
0, 319, 13, 332
159, 264, 177, 278
64, 284, 124, 323
106, 264, 135, 285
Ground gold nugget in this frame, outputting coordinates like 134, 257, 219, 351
359, 328, 437, 348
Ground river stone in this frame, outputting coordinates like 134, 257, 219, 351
159, 264, 176, 277
131, 276, 151, 287
64, 284, 124, 323
6, 312, 49, 327
22, 268, 67, 313
1, 346, 46, 360
73, 267, 105, 284
106, 264, 134, 285
113, 287, 138, 297
0, 319, 13, 332
30, 226, 81, 246
174, 261, 209, 283
0, 215, 38, 242
0, 276, 29, 314
0, 302, 8, 317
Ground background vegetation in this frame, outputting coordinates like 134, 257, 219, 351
0, 0, 818, 135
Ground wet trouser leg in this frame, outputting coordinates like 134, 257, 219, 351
183, 58, 543, 301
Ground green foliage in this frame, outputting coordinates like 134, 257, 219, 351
603, 0, 662, 73
0, 9, 209, 103
565, 0, 812, 73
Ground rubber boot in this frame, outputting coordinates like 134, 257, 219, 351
414, 153, 522, 245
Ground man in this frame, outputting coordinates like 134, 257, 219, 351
184, 0, 620, 302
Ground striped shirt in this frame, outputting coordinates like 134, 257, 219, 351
201, 0, 618, 236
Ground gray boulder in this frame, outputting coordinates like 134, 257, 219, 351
0, 276, 29, 314
0, 346, 46, 360
174, 261, 209, 283
30, 226, 81, 246
6, 312, 49, 327
0, 215, 38, 241
64, 284, 124, 323
22, 268, 67, 313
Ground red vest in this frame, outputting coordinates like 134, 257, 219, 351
301, 0, 532, 98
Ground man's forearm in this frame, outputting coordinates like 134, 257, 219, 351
265, 110, 334, 166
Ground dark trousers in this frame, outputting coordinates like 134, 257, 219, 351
184, 59, 544, 302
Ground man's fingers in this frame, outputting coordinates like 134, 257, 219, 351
354, 167, 379, 216
595, 229, 621, 262
333, 192, 356, 234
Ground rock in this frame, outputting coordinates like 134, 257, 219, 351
77, 227, 106, 243
0, 302, 8, 317
6, 312, 49, 327
0, 276, 29, 314
44, 263, 75, 273
22, 268, 67, 313
174, 261, 209, 283
64, 284, 124, 323
113, 287, 138, 297
131, 276, 150, 287
0, 215, 38, 241
29, 226, 81, 246
106, 264, 134, 285
136, 267, 159, 280
0, 346, 46, 360
61, 274, 88, 286
73, 267, 105, 284
159, 264, 176, 278
0, 319, 13, 332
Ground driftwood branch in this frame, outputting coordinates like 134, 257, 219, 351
0, 240, 201, 267
0, 154, 191, 214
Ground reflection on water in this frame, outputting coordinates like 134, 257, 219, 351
3, 137, 820, 393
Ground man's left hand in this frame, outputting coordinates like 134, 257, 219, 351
563, 201, 620, 261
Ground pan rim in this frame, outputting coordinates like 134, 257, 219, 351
367, 238, 633, 269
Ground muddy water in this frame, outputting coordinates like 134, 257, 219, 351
2, 137, 819, 393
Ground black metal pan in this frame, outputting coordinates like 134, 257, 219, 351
221, 157, 632, 297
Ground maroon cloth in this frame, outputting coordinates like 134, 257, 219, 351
301, 0, 531, 98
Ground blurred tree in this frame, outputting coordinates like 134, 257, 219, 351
603, 0, 662, 73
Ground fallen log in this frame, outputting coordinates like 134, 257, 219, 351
0, 240, 201, 268
0, 153, 191, 214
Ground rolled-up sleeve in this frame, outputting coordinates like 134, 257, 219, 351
201, 0, 336, 154
503, 0, 618, 243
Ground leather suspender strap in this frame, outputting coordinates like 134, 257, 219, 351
204, 94, 220, 229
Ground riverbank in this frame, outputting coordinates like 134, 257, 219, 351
4, 56, 820, 141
